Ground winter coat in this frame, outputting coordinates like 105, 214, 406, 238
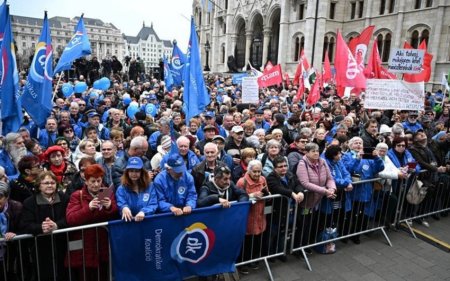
153, 170, 197, 213
322, 158, 352, 213
191, 160, 227, 193
42, 160, 78, 193
236, 173, 268, 235
150, 145, 168, 170
197, 180, 249, 207
9, 175, 38, 203
65, 186, 118, 268
296, 157, 336, 209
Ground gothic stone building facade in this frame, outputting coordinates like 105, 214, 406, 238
194, 0, 450, 90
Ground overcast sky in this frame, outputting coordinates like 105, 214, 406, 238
9, 0, 193, 50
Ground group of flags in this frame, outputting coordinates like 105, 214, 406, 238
0, 1, 92, 134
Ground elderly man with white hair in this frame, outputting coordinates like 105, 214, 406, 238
0, 133, 27, 179
159, 136, 201, 173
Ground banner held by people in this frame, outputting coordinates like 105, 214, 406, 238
108, 202, 250, 281
365, 79, 425, 111
21, 11, 53, 128
241, 76, 259, 103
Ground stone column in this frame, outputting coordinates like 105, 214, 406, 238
244, 31, 253, 68
262, 28, 271, 66
277, 0, 290, 67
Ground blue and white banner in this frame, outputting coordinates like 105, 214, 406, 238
108, 202, 250, 281
232, 73, 248, 85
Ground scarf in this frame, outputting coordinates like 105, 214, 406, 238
50, 161, 66, 183
240, 161, 248, 173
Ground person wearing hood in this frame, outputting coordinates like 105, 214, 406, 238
150, 135, 171, 170
42, 146, 78, 193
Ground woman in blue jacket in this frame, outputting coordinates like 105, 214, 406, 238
116, 157, 157, 222
322, 145, 353, 237
342, 137, 384, 244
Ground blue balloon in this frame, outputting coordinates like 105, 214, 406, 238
93, 80, 101, 90
127, 102, 140, 119
99, 77, 111, 91
123, 96, 132, 106
74, 82, 88, 93
145, 103, 157, 117
61, 83, 74, 97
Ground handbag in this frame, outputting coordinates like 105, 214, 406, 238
406, 178, 428, 205
314, 227, 337, 254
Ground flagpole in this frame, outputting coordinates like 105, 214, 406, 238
52, 72, 64, 101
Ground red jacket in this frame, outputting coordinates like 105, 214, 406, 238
65, 186, 118, 268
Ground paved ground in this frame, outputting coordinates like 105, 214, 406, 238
238, 216, 450, 281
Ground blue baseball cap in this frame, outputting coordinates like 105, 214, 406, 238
88, 112, 100, 118
148, 94, 157, 100
126, 157, 144, 170
166, 154, 186, 173
204, 111, 215, 118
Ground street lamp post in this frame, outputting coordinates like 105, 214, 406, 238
204, 40, 211, 71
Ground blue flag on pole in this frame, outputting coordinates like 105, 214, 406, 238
20, 12, 53, 128
53, 15, 91, 74
170, 42, 186, 86
108, 202, 250, 281
163, 55, 174, 91
183, 17, 210, 124
0, 1, 6, 37
0, 5, 23, 135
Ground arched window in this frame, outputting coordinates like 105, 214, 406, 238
329, 37, 335, 62
322, 37, 329, 62
411, 30, 419, 48
421, 29, 429, 46
221, 44, 226, 63
294, 37, 300, 61
382, 33, 391, 62
377, 34, 383, 54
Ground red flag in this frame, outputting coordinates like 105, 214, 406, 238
257, 63, 283, 88
403, 40, 433, 83
335, 31, 367, 90
365, 40, 397, 79
307, 72, 322, 105
284, 73, 291, 87
294, 74, 305, 102
293, 49, 310, 85
323, 50, 332, 83
348, 26, 375, 71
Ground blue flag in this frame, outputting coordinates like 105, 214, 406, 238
53, 15, 91, 74
108, 202, 250, 281
0, 6, 23, 135
0, 1, 6, 37
170, 42, 186, 86
20, 12, 53, 128
183, 18, 210, 124
163, 56, 174, 91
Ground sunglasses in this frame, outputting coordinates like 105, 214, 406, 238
64, 129, 73, 133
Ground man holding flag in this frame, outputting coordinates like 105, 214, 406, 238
21, 11, 53, 128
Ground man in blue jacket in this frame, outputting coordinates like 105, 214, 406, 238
402, 111, 423, 133
153, 154, 197, 216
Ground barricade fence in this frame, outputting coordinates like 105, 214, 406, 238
1, 172, 447, 279
395, 171, 450, 237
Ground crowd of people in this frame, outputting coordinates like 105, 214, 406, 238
0, 71, 449, 280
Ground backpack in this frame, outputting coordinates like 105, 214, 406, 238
406, 178, 428, 205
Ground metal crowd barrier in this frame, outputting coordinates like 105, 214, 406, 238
0, 222, 111, 281
395, 171, 450, 238
289, 178, 393, 271
235, 194, 291, 281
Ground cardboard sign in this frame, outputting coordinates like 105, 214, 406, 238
388, 48, 424, 74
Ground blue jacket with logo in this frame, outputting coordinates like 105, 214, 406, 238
321, 158, 352, 213
153, 170, 197, 212
115, 184, 158, 216
342, 151, 385, 202
159, 150, 201, 173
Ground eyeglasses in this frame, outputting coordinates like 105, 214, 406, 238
298, 140, 308, 143
396, 144, 406, 147
102, 148, 113, 151
64, 129, 73, 133
41, 181, 56, 186
78, 104, 86, 106
276, 164, 288, 168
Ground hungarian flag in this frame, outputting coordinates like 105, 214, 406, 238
335, 31, 367, 92
293, 49, 310, 85
364, 40, 396, 79
322, 50, 332, 83
403, 40, 433, 83
307, 72, 322, 105
257, 61, 283, 88
348, 26, 375, 72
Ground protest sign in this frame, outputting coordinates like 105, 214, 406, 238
388, 48, 424, 74
241, 76, 259, 104
364, 79, 424, 111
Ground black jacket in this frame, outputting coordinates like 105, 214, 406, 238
9, 175, 38, 203
197, 180, 249, 208
191, 160, 226, 193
